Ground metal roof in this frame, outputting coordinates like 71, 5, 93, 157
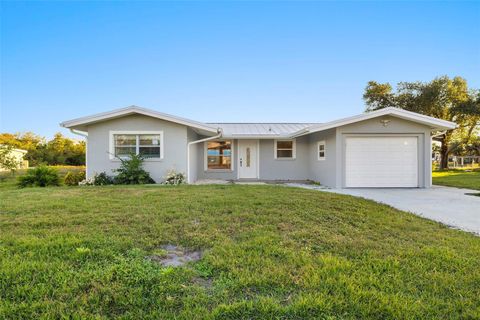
208, 123, 319, 138
60, 106, 456, 138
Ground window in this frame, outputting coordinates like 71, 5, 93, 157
206, 140, 232, 170
110, 131, 163, 159
318, 141, 326, 160
275, 140, 296, 159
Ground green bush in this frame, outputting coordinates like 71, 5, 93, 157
17, 166, 60, 188
93, 172, 114, 185
113, 153, 155, 185
64, 171, 86, 186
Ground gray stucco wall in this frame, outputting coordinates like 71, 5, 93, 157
258, 136, 310, 180
86, 114, 188, 183
196, 136, 311, 181
307, 128, 337, 187
335, 115, 432, 188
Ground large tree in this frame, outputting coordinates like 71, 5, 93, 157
363, 76, 480, 169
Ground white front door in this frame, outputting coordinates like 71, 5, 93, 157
238, 140, 258, 179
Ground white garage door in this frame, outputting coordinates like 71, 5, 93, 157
345, 136, 418, 188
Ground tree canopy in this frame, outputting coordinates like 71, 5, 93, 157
363, 76, 480, 169
0, 132, 85, 166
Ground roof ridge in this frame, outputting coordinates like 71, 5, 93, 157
207, 122, 321, 124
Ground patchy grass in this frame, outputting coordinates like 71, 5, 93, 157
432, 168, 480, 190
0, 182, 479, 319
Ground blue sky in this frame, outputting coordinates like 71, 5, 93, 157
1, 1, 479, 139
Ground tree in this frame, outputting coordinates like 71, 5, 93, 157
363, 76, 480, 169
0, 132, 44, 166
0, 132, 86, 166
0, 145, 21, 174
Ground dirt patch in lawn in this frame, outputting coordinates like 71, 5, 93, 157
146, 244, 203, 267
191, 276, 213, 289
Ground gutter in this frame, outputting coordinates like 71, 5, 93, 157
289, 128, 310, 138
431, 130, 447, 140
187, 129, 222, 184
69, 128, 88, 138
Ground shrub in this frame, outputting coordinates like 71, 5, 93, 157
163, 169, 186, 185
64, 171, 86, 186
79, 172, 113, 186
17, 165, 60, 188
113, 154, 155, 185
93, 172, 114, 185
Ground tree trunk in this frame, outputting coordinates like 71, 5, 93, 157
440, 143, 449, 169
439, 135, 450, 170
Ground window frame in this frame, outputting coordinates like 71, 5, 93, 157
274, 139, 296, 160
317, 140, 326, 161
109, 131, 164, 161
204, 140, 234, 171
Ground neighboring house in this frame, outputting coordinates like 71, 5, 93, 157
61, 106, 456, 188
0, 146, 28, 171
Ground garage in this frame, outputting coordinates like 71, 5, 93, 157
345, 136, 418, 188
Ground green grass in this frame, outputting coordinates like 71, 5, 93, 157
432, 168, 480, 190
0, 180, 479, 318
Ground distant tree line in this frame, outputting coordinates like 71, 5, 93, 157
363, 76, 480, 169
0, 132, 85, 166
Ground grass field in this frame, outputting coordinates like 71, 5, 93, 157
432, 168, 480, 190
1, 172, 479, 319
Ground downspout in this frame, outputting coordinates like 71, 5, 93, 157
69, 129, 88, 176
187, 129, 222, 184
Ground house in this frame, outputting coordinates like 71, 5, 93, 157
0, 146, 29, 171
60, 106, 456, 188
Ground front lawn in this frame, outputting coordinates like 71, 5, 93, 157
432, 168, 480, 190
0, 183, 479, 319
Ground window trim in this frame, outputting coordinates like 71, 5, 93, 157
317, 140, 326, 161
274, 139, 296, 160
109, 131, 164, 161
204, 139, 234, 171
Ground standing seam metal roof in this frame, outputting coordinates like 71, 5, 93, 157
207, 123, 320, 136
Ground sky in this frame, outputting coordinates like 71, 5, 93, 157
1, 1, 479, 139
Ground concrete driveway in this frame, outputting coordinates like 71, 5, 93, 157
289, 184, 480, 235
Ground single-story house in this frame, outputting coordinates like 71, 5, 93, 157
61, 106, 456, 188
0, 145, 29, 171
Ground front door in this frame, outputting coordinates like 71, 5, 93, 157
238, 140, 258, 179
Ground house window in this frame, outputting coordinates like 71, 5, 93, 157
275, 140, 296, 159
318, 141, 326, 160
206, 140, 232, 170
111, 131, 163, 159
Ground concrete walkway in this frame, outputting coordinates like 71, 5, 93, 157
288, 184, 480, 235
